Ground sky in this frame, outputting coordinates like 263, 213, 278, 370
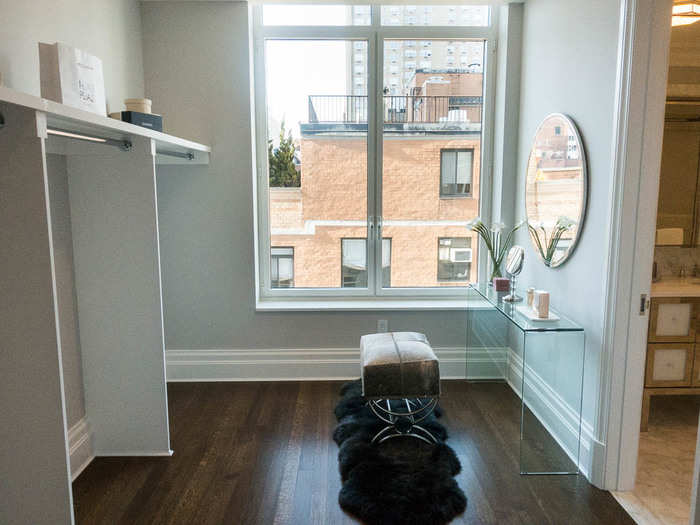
264, 6, 353, 141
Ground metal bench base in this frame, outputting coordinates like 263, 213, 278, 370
368, 397, 439, 444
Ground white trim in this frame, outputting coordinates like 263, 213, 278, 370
165, 346, 507, 381
255, 296, 491, 311
67, 417, 94, 481
597, 0, 673, 491
94, 450, 174, 457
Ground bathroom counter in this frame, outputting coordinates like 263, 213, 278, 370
651, 278, 700, 297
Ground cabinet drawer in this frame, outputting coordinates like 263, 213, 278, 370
645, 343, 694, 387
693, 346, 700, 387
648, 298, 697, 343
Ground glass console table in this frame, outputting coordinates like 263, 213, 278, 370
466, 283, 585, 475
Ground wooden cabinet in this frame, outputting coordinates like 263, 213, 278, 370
642, 297, 700, 430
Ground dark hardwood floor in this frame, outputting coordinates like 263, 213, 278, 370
72, 381, 634, 524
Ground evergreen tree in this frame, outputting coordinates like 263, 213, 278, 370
268, 121, 300, 187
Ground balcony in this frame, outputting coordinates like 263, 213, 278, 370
306, 95, 483, 125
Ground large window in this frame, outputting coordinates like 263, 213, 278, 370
254, 5, 493, 302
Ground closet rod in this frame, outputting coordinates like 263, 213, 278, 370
47, 128, 132, 151
156, 149, 195, 161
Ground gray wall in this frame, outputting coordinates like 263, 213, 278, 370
47, 155, 86, 429
513, 0, 622, 433
0, 0, 145, 113
141, 2, 469, 353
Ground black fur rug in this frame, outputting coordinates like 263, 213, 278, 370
333, 380, 467, 525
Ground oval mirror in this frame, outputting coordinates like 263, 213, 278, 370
505, 245, 525, 276
525, 113, 587, 268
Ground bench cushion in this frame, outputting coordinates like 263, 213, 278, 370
360, 332, 440, 399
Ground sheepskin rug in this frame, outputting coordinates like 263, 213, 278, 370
333, 380, 467, 525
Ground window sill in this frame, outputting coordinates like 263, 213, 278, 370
255, 297, 491, 312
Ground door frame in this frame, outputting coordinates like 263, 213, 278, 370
596, 0, 673, 490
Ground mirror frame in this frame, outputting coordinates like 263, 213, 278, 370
525, 113, 588, 268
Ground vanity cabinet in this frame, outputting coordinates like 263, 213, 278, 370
642, 297, 700, 430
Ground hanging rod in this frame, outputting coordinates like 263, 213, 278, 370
156, 149, 195, 161
47, 128, 132, 151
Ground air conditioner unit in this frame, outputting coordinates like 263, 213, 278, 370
451, 248, 472, 263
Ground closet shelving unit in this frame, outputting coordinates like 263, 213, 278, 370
0, 86, 210, 524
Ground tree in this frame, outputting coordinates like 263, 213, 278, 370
268, 121, 300, 187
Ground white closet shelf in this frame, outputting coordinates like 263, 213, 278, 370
0, 86, 210, 164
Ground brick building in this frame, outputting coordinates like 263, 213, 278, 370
269, 70, 483, 289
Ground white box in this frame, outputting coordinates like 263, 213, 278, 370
39, 42, 106, 116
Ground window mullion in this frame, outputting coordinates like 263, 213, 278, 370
372, 29, 385, 296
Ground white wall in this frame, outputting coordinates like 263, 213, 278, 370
512, 0, 622, 470
140, 1, 471, 365
0, 0, 145, 113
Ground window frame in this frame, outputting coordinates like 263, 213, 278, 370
251, 4, 498, 305
439, 148, 474, 198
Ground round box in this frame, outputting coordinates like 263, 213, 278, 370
124, 98, 152, 114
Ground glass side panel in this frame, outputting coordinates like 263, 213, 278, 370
520, 331, 584, 474
469, 282, 583, 332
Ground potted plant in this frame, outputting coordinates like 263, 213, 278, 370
467, 218, 525, 281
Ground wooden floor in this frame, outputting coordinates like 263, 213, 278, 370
73, 381, 634, 524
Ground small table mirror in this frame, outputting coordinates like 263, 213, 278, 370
504, 245, 525, 302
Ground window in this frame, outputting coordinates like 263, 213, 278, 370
271, 247, 294, 287
254, 6, 493, 301
342, 239, 391, 287
440, 149, 473, 197
437, 238, 472, 281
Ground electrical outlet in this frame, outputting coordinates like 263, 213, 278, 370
377, 319, 389, 333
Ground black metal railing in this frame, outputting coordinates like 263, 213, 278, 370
307, 95, 482, 124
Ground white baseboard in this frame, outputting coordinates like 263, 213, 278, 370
67, 417, 94, 481
506, 350, 596, 478
165, 347, 506, 382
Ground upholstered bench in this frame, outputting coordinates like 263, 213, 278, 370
360, 332, 440, 444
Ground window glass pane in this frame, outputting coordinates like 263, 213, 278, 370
266, 40, 368, 288
382, 40, 483, 287
264, 5, 371, 26
271, 247, 294, 288
441, 150, 456, 194
456, 151, 472, 183
380, 5, 490, 26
